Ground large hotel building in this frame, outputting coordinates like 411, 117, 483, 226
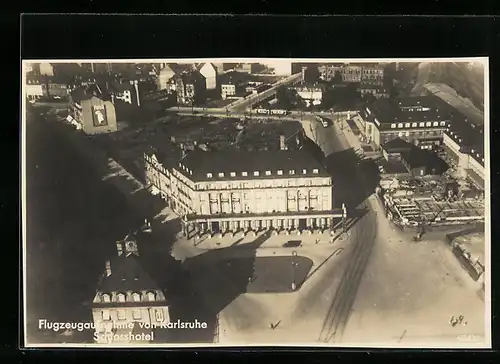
145, 146, 338, 237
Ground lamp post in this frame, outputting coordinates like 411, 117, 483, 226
291, 251, 298, 291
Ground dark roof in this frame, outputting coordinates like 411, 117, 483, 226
219, 70, 251, 85
401, 147, 448, 174
70, 87, 93, 102
97, 254, 159, 293
366, 95, 457, 124
175, 70, 205, 84
109, 81, 134, 93
145, 142, 183, 169
381, 138, 413, 152
445, 115, 484, 164
178, 149, 331, 182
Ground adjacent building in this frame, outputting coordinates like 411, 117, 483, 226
318, 63, 384, 85
25, 76, 44, 101
294, 86, 323, 107
107, 80, 141, 106
381, 138, 448, 177
442, 117, 485, 190
174, 71, 207, 106
358, 96, 453, 148
92, 233, 170, 344
145, 145, 337, 237
219, 71, 251, 100
68, 88, 118, 134
361, 64, 385, 85
359, 84, 390, 99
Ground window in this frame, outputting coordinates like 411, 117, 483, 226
432, 121, 438, 126
313, 169, 319, 174
265, 170, 271, 176
404, 123, 410, 128
102, 294, 111, 303
132, 310, 142, 320
207, 173, 213, 178
398, 132, 403, 137
289, 169, 295, 175
117, 310, 126, 320
230, 172, 236, 177
277, 170, 283, 175
242, 171, 248, 177
102, 310, 111, 321
132, 293, 141, 302
397, 123, 403, 128
419, 122, 425, 127
117, 293, 126, 302
302, 169, 307, 174
390, 124, 396, 129
253, 171, 260, 176
426, 122, 431, 127
218, 172, 225, 178
440, 121, 446, 126
155, 309, 165, 322
412, 123, 417, 127
147, 292, 156, 301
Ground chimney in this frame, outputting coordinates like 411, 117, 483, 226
116, 240, 123, 256
279, 135, 287, 151
105, 260, 112, 277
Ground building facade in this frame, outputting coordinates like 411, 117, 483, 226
361, 65, 385, 85
442, 119, 485, 189
25, 78, 44, 100
358, 96, 452, 147
92, 234, 170, 344
145, 148, 338, 237
175, 71, 207, 106
157, 65, 177, 91
69, 90, 118, 134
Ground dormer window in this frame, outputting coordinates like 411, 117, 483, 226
132, 292, 141, 302
102, 294, 111, 303
433, 121, 438, 126
265, 170, 271, 176
230, 172, 236, 177
218, 172, 225, 178
242, 171, 248, 177
313, 169, 319, 174
117, 293, 126, 302
207, 173, 213, 178
404, 123, 410, 128
426, 122, 431, 127
254, 171, 260, 176
289, 169, 295, 175
147, 292, 156, 301
397, 123, 403, 128
302, 169, 307, 174
277, 170, 283, 175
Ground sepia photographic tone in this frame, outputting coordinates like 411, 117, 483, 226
22, 58, 490, 348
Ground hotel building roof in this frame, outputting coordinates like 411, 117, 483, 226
177, 149, 330, 182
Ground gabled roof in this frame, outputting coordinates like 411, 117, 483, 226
97, 254, 159, 293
